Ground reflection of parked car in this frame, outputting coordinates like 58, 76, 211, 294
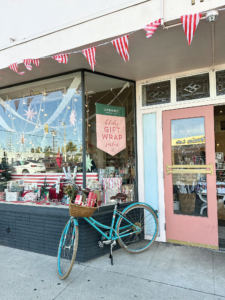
10, 160, 46, 174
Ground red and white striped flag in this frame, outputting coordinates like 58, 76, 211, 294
53, 54, 68, 64
181, 13, 202, 45
23, 59, 40, 71
8, 63, 25, 75
82, 47, 97, 71
112, 35, 129, 62
143, 19, 161, 38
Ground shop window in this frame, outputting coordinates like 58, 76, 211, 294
176, 73, 210, 101
216, 70, 225, 96
0, 72, 83, 205
142, 80, 171, 106
85, 72, 136, 206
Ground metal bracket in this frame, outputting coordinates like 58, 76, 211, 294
166, 163, 213, 176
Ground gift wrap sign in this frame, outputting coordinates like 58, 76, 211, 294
96, 103, 126, 156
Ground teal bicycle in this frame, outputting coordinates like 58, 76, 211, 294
57, 193, 158, 280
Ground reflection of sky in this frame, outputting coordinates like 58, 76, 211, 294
0, 89, 82, 153
171, 117, 205, 139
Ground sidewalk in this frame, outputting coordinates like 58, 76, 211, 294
1, 242, 225, 300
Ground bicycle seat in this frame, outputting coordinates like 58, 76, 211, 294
110, 193, 127, 201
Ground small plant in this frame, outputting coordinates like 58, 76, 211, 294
41, 177, 49, 197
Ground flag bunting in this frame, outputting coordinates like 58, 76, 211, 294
143, 19, 161, 38
82, 47, 97, 71
112, 35, 129, 62
53, 54, 68, 64
181, 13, 202, 45
8, 63, 25, 75
23, 59, 40, 71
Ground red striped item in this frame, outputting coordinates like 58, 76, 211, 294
82, 47, 97, 71
23, 59, 40, 71
52, 54, 68, 64
181, 13, 202, 45
112, 35, 129, 62
143, 19, 161, 38
8, 63, 25, 75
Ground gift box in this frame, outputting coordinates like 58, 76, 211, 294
49, 183, 63, 200
93, 190, 103, 206
75, 195, 83, 205
7, 180, 24, 192
104, 188, 120, 203
103, 178, 122, 190
87, 192, 97, 207
6, 191, 22, 202
22, 191, 38, 202
0, 192, 5, 200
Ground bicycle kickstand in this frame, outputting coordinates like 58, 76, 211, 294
109, 241, 116, 265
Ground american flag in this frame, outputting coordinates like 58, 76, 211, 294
112, 35, 129, 62
53, 54, 68, 64
181, 13, 202, 45
143, 19, 161, 38
8, 63, 25, 75
82, 47, 97, 71
23, 59, 40, 71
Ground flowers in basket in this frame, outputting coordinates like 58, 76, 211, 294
64, 184, 79, 203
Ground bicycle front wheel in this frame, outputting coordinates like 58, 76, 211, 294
116, 204, 158, 253
57, 219, 79, 280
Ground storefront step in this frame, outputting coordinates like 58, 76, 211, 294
0, 202, 131, 262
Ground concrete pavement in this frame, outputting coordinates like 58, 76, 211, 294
1, 242, 225, 299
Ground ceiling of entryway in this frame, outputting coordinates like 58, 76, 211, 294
1, 9, 225, 88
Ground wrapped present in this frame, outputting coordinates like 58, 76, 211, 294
103, 178, 122, 190
93, 190, 103, 206
6, 191, 22, 202
49, 183, 63, 200
22, 191, 38, 202
75, 195, 83, 205
121, 184, 135, 202
104, 188, 120, 203
0, 192, 5, 200
87, 192, 97, 207
7, 180, 24, 192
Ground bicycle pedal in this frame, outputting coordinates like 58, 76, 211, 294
98, 241, 104, 248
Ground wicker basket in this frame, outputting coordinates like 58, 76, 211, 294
69, 199, 98, 217
178, 192, 196, 214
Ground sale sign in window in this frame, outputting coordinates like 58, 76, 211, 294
96, 103, 126, 156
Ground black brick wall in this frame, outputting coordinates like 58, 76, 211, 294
0, 202, 131, 262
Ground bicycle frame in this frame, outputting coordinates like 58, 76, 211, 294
82, 202, 141, 241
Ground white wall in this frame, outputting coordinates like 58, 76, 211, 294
0, 0, 224, 69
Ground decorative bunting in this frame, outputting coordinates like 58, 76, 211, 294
14, 100, 20, 111
8, 63, 25, 75
112, 35, 129, 62
181, 13, 202, 45
143, 19, 161, 38
53, 54, 68, 64
23, 59, 40, 71
82, 47, 97, 71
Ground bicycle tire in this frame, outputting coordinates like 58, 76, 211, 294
116, 204, 158, 253
57, 219, 79, 280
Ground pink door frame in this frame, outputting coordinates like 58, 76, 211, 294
163, 105, 218, 249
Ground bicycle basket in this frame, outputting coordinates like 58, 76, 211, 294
69, 199, 98, 217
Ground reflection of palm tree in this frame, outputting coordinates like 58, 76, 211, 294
66, 141, 78, 152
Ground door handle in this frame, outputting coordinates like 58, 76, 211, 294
166, 163, 213, 176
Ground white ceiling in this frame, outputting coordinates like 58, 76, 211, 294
1, 10, 225, 89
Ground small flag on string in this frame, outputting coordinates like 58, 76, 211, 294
8, 63, 25, 75
82, 47, 97, 71
23, 59, 40, 71
112, 35, 129, 62
53, 54, 68, 64
181, 13, 202, 45
143, 19, 161, 38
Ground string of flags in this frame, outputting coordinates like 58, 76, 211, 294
7, 13, 202, 75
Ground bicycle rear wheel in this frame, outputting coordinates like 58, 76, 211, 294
116, 204, 158, 253
57, 219, 79, 280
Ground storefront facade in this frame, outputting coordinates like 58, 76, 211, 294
1, 0, 225, 255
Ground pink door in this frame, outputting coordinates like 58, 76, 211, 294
163, 105, 218, 249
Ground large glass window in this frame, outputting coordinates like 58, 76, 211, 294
176, 73, 210, 101
85, 72, 136, 206
0, 71, 136, 207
